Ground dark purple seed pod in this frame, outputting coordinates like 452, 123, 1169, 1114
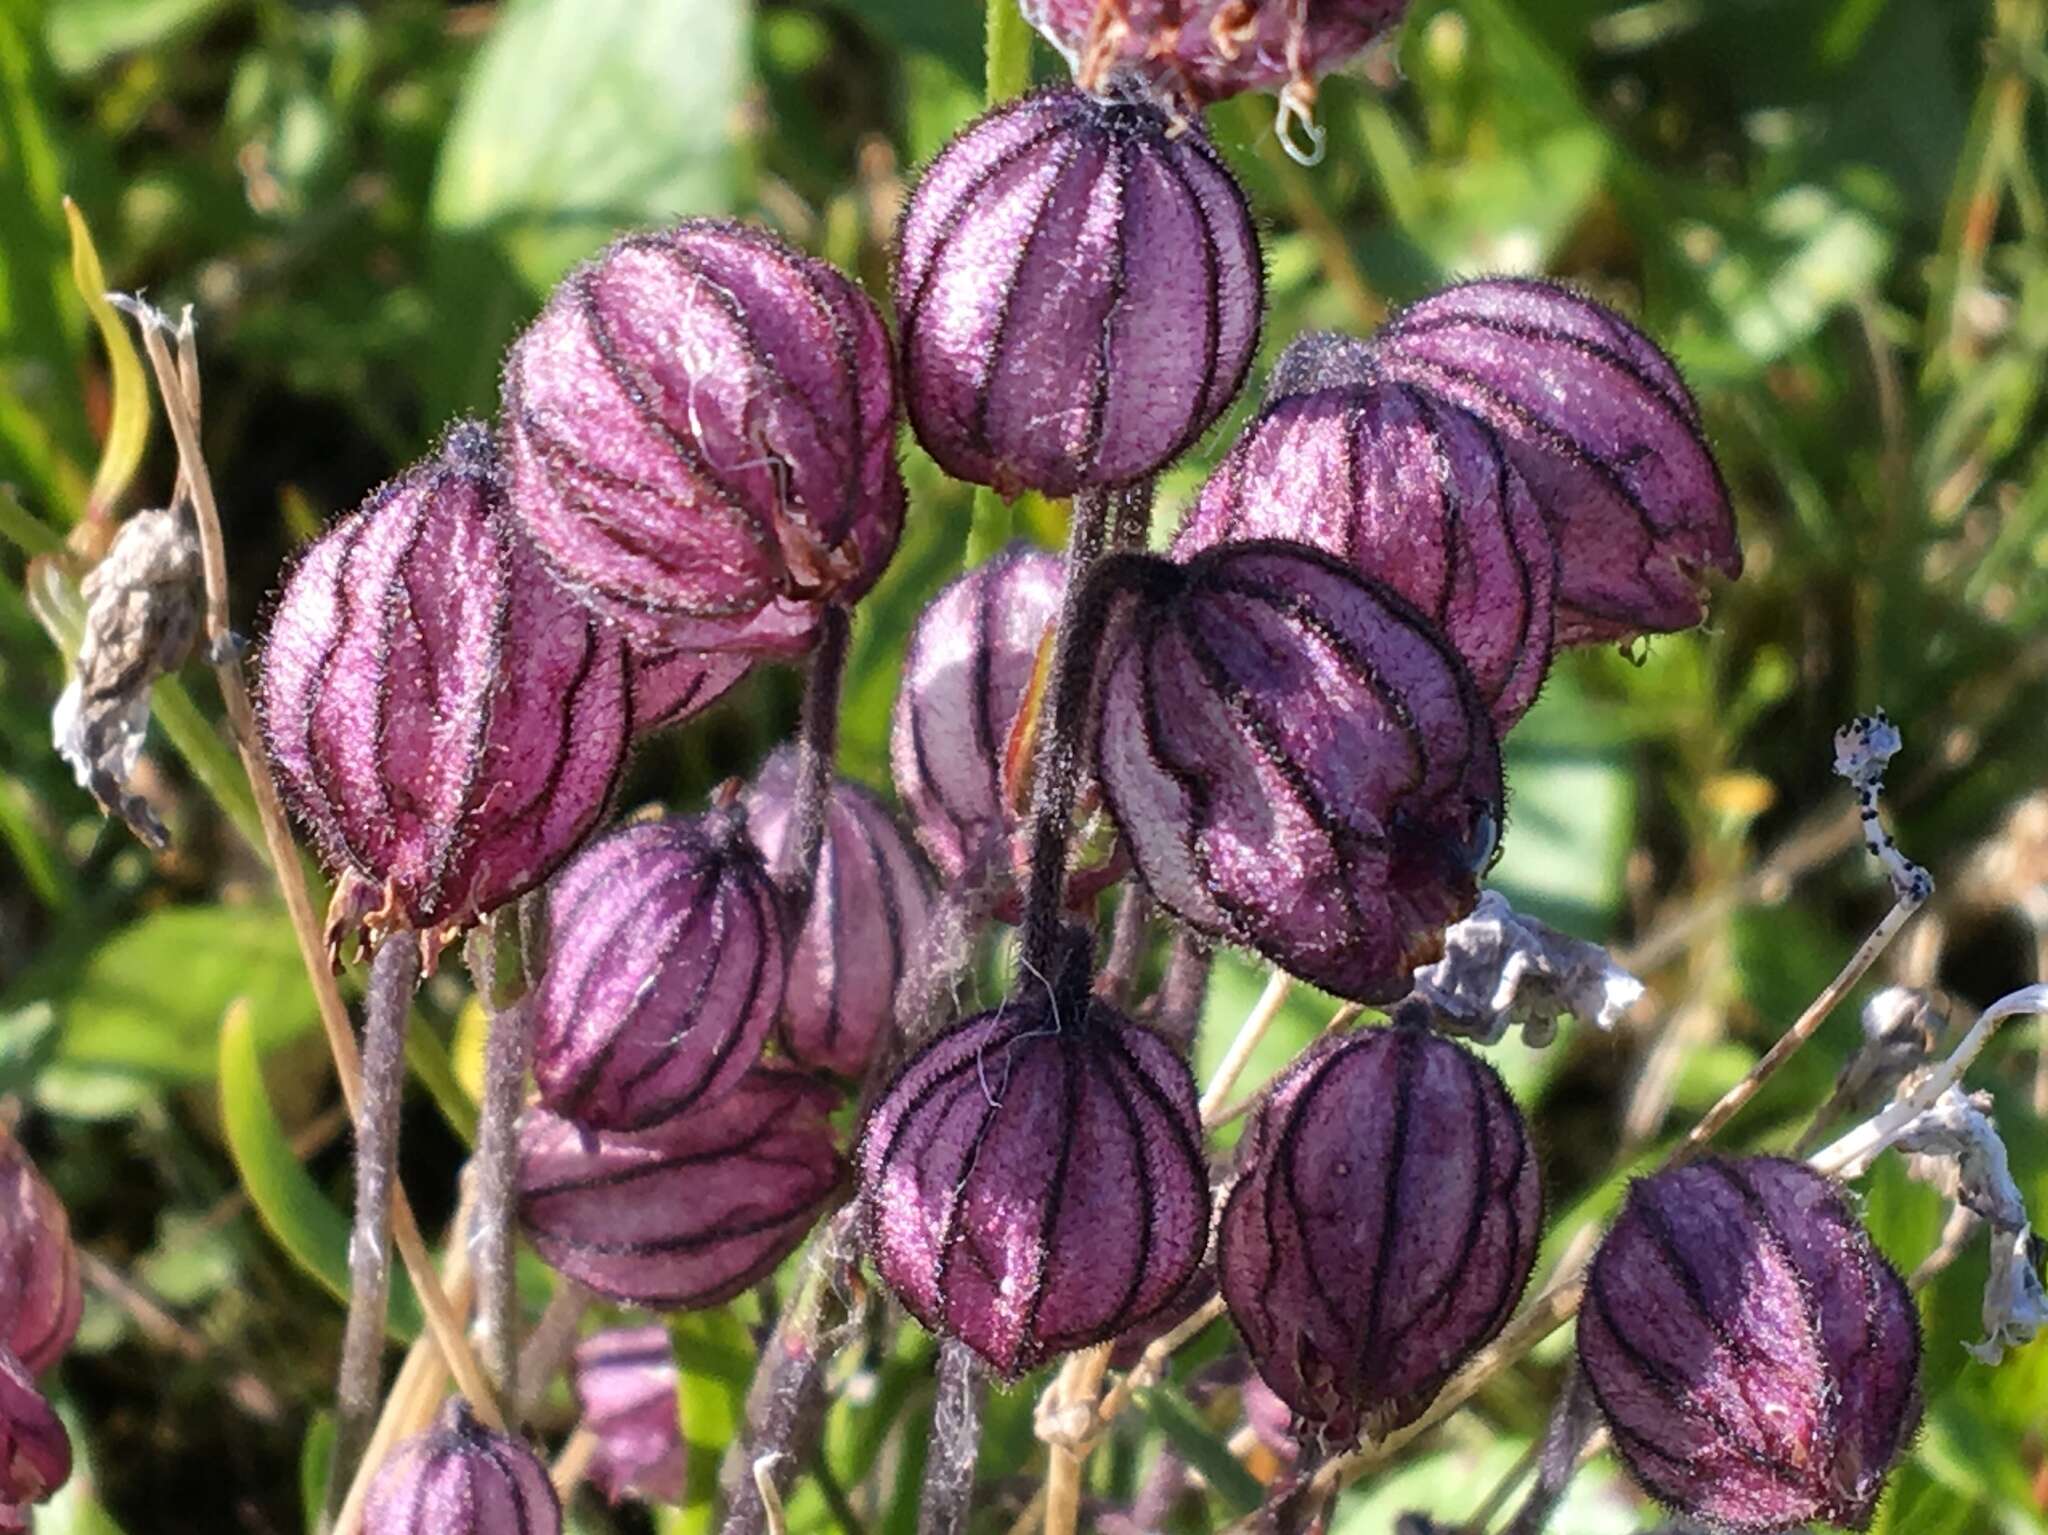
519, 1069, 845, 1310
529, 808, 785, 1131
1577, 1156, 1921, 1533
1094, 541, 1503, 1002
257, 421, 629, 938
0, 1134, 80, 1379
1175, 331, 1557, 730
1023, 0, 1409, 110
857, 933, 1208, 1376
1369, 277, 1741, 646
571, 1327, 688, 1505
743, 747, 935, 1078
896, 87, 1262, 497
1218, 1025, 1540, 1445
502, 218, 904, 658
0, 1350, 68, 1516
362, 1400, 560, 1535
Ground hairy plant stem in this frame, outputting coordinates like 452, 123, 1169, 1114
325, 935, 421, 1522
1098, 885, 1154, 1006
783, 604, 852, 919
919, 1341, 987, 1535
1498, 1365, 1601, 1535
515, 1283, 593, 1422
1151, 929, 1214, 1051
465, 917, 528, 1400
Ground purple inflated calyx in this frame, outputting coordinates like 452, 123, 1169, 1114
857, 930, 1207, 1376
896, 87, 1261, 497
1094, 541, 1503, 1002
519, 1069, 845, 1310
362, 1399, 560, 1535
1218, 1025, 1540, 1445
0, 1133, 80, 1379
628, 644, 753, 739
744, 747, 934, 1077
1577, 1156, 1921, 1533
258, 421, 629, 943
0, 1350, 68, 1516
503, 218, 904, 657
571, 1327, 688, 1505
1176, 331, 1557, 729
1369, 278, 1740, 646
530, 805, 784, 1130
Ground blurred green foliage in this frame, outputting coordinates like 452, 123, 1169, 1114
3, 0, 2048, 1531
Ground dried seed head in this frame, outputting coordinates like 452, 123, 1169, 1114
1094, 542, 1503, 1002
1369, 278, 1740, 646
0, 1134, 80, 1379
570, 1327, 688, 1505
1218, 1025, 1540, 1445
0, 1350, 68, 1516
1578, 1156, 1921, 1533
257, 421, 629, 937
530, 810, 785, 1131
1176, 332, 1557, 729
744, 747, 935, 1077
857, 933, 1208, 1376
896, 87, 1262, 496
362, 1400, 560, 1535
519, 1069, 845, 1310
502, 219, 903, 657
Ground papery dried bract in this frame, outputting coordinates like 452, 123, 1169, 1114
1095, 542, 1503, 1002
362, 1400, 560, 1535
1578, 1157, 1920, 1533
571, 1327, 688, 1504
1369, 278, 1740, 646
896, 87, 1261, 496
745, 748, 934, 1077
1177, 332, 1556, 728
530, 811, 784, 1130
503, 219, 903, 657
0, 1134, 80, 1379
1218, 1026, 1540, 1444
258, 421, 629, 936
857, 939, 1208, 1376
0, 1351, 69, 1514
519, 1070, 844, 1310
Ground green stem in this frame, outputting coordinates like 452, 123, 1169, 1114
986, 0, 1033, 105
963, 488, 1016, 568
152, 672, 267, 855
0, 488, 63, 558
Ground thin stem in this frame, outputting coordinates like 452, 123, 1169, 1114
783, 604, 851, 920
1498, 1365, 1600, 1535
1151, 930, 1214, 1053
1042, 1344, 1112, 1535
466, 918, 528, 1400
918, 1340, 986, 1535
985, 0, 1033, 102
1199, 971, 1292, 1125
515, 1283, 592, 1422
1098, 885, 1154, 1008
550, 1427, 601, 1503
326, 936, 421, 1521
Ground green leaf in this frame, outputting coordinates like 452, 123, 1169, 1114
984, 0, 1032, 103
666, 1305, 755, 1535
299, 1412, 335, 1535
218, 1001, 421, 1340
1137, 1386, 1264, 1515
44, 0, 233, 75
62, 197, 151, 521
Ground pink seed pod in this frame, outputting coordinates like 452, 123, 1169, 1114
1369, 278, 1741, 647
362, 1400, 560, 1535
0, 1133, 80, 1378
743, 747, 935, 1077
0, 1350, 69, 1515
896, 87, 1262, 497
519, 1069, 845, 1310
571, 1327, 688, 1505
857, 934, 1208, 1376
502, 219, 903, 658
1218, 1025, 1540, 1445
1577, 1156, 1921, 1533
1094, 541, 1503, 1003
1175, 331, 1557, 730
1023, 0, 1409, 111
629, 645, 753, 738
257, 421, 629, 939
530, 809, 785, 1131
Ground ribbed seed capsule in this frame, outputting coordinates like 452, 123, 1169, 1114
257, 421, 629, 938
1094, 541, 1503, 1002
571, 1327, 688, 1505
502, 218, 904, 657
744, 748, 934, 1078
1369, 278, 1741, 646
1175, 331, 1557, 730
857, 935, 1208, 1376
519, 1070, 844, 1310
896, 87, 1262, 496
362, 1400, 560, 1535
1218, 1025, 1541, 1445
529, 809, 784, 1131
1578, 1156, 1921, 1533
0, 1350, 69, 1516
628, 645, 753, 739
0, 1133, 80, 1378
